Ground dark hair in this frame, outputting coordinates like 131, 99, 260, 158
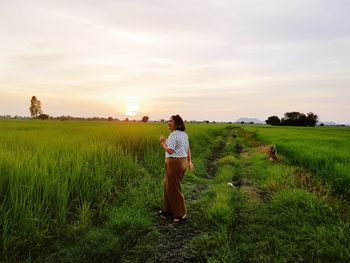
172, 114, 185, 131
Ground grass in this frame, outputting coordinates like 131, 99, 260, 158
186, 128, 238, 262
244, 125, 350, 199
1, 121, 350, 262
0, 120, 228, 261
187, 126, 350, 262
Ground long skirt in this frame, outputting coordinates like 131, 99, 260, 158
162, 157, 188, 218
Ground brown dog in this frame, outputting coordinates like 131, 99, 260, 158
268, 146, 277, 161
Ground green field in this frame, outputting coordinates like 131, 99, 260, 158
0, 120, 226, 261
244, 125, 350, 199
0, 120, 349, 262
188, 126, 350, 262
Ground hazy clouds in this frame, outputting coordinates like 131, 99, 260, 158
1, 0, 349, 122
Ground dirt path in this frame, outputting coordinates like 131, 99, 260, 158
152, 139, 226, 262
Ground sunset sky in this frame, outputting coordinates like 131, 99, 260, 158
1, 0, 349, 123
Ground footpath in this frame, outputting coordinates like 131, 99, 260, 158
153, 130, 227, 262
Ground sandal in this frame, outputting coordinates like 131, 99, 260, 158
173, 214, 187, 223
158, 210, 172, 219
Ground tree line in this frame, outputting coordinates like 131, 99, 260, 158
16, 96, 316, 126
266, 112, 318, 126
28, 96, 152, 122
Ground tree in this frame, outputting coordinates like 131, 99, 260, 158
266, 116, 281, 125
141, 116, 149, 123
280, 111, 318, 126
281, 111, 303, 126
108, 117, 114, 122
38, 114, 49, 120
306, 112, 318, 126
29, 96, 42, 118
298, 113, 308, 126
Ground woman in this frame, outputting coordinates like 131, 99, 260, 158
159, 115, 194, 223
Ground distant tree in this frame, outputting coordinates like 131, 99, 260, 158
266, 116, 281, 125
38, 114, 49, 120
298, 113, 308, 126
108, 117, 114, 122
124, 118, 129, 122
141, 116, 149, 123
320, 123, 324, 126
281, 111, 303, 126
306, 112, 318, 127
29, 96, 42, 118
240, 121, 245, 124
280, 111, 318, 126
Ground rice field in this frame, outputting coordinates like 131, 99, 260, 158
0, 120, 227, 259
2, 120, 350, 261
184, 126, 350, 263
244, 125, 350, 199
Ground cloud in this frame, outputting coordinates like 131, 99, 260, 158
0, 0, 349, 122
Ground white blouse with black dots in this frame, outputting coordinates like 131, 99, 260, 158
165, 130, 189, 158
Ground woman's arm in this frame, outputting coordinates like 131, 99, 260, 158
187, 146, 194, 171
160, 135, 175, 154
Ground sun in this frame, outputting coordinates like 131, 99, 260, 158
125, 103, 139, 116
123, 97, 140, 116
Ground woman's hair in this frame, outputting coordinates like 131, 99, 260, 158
172, 114, 185, 131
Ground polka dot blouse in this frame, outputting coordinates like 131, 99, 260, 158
165, 130, 189, 158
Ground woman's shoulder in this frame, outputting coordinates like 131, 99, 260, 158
175, 130, 188, 138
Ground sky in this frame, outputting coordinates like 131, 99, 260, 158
0, 0, 349, 123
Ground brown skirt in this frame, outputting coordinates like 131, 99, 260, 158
162, 157, 188, 218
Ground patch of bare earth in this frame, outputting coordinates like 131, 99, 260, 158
154, 210, 200, 262
206, 140, 226, 178
239, 180, 268, 203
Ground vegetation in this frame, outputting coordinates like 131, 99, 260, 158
187, 126, 350, 262
0, 120, 226, 261
29, 96, 42, 118
38, 114, 49, 120
266, 111, 318, 126
265, 115, 280, 125
245, 125, 350, 199
0, 121, 349, 262
142, 116, 149, 123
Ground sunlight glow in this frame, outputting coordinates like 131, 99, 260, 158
126, 103, 139, 116
124, 97, 140, 116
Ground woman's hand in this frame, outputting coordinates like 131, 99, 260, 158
188, 161, 194, 171
159, 135, 166, 144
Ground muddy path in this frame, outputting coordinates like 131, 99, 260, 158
205, 140, 226, 178
152, 137, 227, 262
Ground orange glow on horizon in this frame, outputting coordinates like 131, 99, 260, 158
124, 97, 140, 116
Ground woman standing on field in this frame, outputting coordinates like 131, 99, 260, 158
159, 115, 194, 223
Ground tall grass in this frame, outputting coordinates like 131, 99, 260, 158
0, 121, 150, 255
0, 120, 227, 259
245, 125, 350, 199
